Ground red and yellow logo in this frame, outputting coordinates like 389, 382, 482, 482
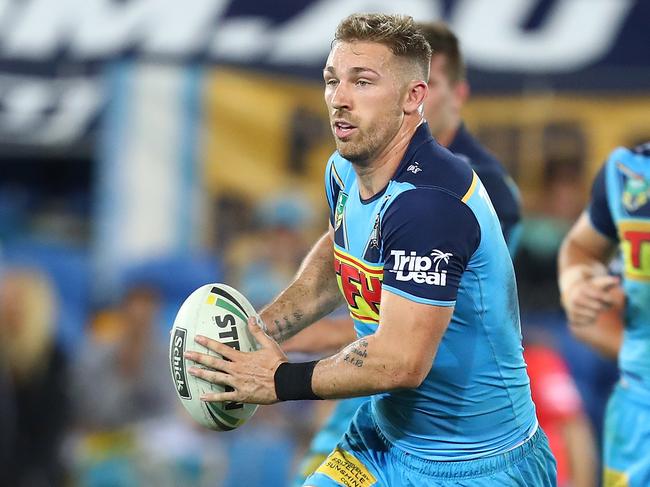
333, 248, 383, 324
619, 220, 650, 282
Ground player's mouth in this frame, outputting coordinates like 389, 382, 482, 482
333, 120, 357, 139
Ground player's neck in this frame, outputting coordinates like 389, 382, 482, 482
354, 115, 423, 201
434, 118, 461, 148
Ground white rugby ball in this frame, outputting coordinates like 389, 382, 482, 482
169, 283, 259, 431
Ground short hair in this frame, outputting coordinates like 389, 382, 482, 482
334, 13, 432, 80
417, 21, 466, 83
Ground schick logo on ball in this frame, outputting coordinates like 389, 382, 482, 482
171, 328, 191, 399
389, 249, 452, 286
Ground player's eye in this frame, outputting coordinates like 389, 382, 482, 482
325, 78, 339, 86
356, 79, 371, 87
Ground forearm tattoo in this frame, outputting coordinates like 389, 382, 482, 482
343, 339, 368, 368
271, 310, 305, 342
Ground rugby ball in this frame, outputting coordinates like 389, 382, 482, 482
169, 283, 259, 431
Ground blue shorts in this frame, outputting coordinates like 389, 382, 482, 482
304, 402, 556, 487
603, 381, 650, 487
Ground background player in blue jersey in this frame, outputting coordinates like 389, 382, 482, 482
559, 142, 650, 487
185, 13, 555, 486
288, 21, 523, 486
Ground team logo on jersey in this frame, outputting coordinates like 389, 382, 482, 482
407, 161, 422, 174
334, 247, 382, 324
334, 192, 348, 231
619, 220, 650, 281
388, 249, 452, 286
617, 162, 650, 211
368, 214, 380, 249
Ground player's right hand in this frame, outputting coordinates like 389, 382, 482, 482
561, 275, 621, 327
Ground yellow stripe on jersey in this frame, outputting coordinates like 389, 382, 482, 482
461, 171, 478, 203
334, 247, 383, 276
350, 309, 380, 325
331, 163, 345, 190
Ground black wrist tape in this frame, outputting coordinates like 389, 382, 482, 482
274, 361, 322, 401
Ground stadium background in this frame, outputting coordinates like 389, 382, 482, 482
0, 0, 648, 485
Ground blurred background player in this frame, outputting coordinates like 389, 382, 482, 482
0, 268, 70, 487
288, 21, 523, 486
558, 142, 650, 486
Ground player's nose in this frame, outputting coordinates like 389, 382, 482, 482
330, 82, 352, 111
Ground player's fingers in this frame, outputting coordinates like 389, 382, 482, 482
184, 350, 233, 372
569, 308, 599, 327
195, 334, 238, 360
591, 275, 620, 291
250, 315, 269, 333
580, 285, 616, 306
188, 367, 233, 388
567, 301, 599, 320
587, 277, 621, 307
200, 391, 239, 403
248, 318, 276, 348
572, 294, 607, 314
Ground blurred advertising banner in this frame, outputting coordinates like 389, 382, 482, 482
202, 67, 333, 208
0, 0, 649, 146
202, 66, 650, 209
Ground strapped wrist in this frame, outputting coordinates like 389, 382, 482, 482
274, 361, 322, 401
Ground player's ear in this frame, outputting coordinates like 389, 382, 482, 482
403, 79, 428, 115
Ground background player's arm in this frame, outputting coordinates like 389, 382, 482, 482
281, 315, 356, 355
563, 412, 598, 487
311, 290, 452, 398
558, 212, 622, 353
259, 226, 345, 343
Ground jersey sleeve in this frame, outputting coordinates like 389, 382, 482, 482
475, 169, 522, 256
381, 188, 481, 306
587, 163, 618, 241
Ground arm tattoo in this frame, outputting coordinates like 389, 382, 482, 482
270, 310, 305, 342
343, 340, 368, 368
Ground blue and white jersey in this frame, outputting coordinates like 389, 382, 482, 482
588, 143, 650, 391
325, 121, 537, 460
305, 123, 523, 460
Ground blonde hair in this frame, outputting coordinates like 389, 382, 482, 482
0, 269, 57, 380
334, 13, 432, 80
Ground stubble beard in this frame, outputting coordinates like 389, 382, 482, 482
336, 131, 376, 166
335, 116, 400, 167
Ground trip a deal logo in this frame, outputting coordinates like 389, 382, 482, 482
334, 248, 382, 324
388, 249, 452, 286
619, 220, 650, 281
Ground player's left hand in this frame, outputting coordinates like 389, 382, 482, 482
184, 317, 287, 405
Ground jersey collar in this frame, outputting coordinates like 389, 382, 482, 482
393, 120, 435, 178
